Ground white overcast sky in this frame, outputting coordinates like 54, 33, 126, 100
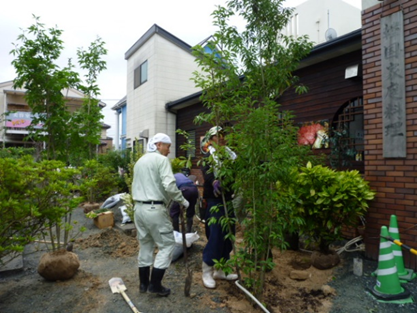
0, 0, 361, 139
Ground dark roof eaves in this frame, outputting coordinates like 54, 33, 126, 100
165, 90, 203, 112
166, 29, 362, 111
310, 28, 362, 53
298, 28, 362, 68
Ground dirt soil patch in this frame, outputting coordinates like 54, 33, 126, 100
1, 206, 417, 313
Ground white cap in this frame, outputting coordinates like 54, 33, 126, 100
147, 133, 172, 152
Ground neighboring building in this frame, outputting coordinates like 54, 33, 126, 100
99, 123, 113, 153
283, 0, 361, 45
123, 24, 203, 155
0, 80, 111, 150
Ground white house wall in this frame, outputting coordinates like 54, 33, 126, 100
126, 32, 201, 157
362, 0, 380, 10
284, 0, 361, 45
126, 34, 155, 148
0, 81, 27, 145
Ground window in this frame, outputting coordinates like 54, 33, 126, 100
133, 138, 145, 154
285, 14, 298, 37
331, 97, 364, 172
293, 13, 298, 37
134, 60, 148, 89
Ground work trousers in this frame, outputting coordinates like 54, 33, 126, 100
134, 202, 175, 269
202, 198, 235, 266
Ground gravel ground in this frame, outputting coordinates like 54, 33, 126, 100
0, 206, 231, 313
329, 250, 417, 313
2, 204, 417, 313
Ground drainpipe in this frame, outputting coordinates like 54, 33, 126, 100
2, 91, 6, 148
165, 103, 178, 158
115, 110, 120, 150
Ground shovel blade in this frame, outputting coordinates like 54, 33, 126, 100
109, 277, 127, 293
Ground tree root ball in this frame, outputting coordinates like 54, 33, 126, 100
37, 250, 80, 281
83, 202, 100, 214
311, 250, 340, 270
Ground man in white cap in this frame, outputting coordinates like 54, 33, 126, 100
132, 133, 190, 297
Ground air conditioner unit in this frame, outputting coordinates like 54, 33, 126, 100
140, 129, 149, 138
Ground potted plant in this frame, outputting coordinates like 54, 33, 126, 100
86, 208, 115, 229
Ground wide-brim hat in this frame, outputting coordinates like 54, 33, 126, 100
200, 126, 222, 155
206, 126, 222, 138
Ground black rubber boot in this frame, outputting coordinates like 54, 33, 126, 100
186, 217, 193, 233
172, 216, 180, 232
148, 268, 170, 296
139, 267, 150, 293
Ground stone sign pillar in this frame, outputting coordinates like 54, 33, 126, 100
381, 11, 406, 158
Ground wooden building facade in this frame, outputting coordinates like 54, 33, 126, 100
168, 29, 365, 198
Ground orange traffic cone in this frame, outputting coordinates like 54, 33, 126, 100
368, 226, 413, 304
389, 215, 416, 282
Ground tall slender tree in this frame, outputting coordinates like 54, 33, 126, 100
70, 37, 107, 162
192, 0, 315, 299
11, 15, 79, 160
11, 15, 107, 163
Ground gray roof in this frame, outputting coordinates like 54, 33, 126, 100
112, 95, 127, 110
125, 24, 193, 60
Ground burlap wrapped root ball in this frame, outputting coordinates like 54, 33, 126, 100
37, 250, 80, 281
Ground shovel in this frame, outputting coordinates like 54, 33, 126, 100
180, 205, 193, 297
109, 277, 142, 313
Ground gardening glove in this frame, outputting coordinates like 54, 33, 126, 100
181, 199, 190, 209
213, 180, 222, 197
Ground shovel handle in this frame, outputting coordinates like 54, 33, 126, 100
120, 289, 141, 313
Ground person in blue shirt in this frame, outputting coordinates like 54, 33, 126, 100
169, 173, 199, 233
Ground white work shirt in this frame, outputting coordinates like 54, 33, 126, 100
132, 150, 185, 205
